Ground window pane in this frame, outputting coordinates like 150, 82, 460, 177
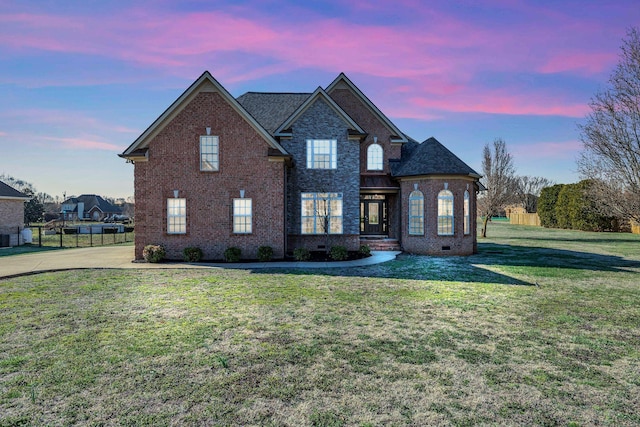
200, 136, 219, 171
408, 190, 424, 235
367, 143, 383, 170
307, 139, 337, 169
300, 192, 343, 234
437, 190, 454, 235
167, 198, 186, 234
233, 199, 252, 233
464, 191, 470, 235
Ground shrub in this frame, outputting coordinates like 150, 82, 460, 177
257, 245, 274, 262
359, 244, 371, 257
538, 184, 564, 228
183, 246, 203, 262
224, 246, 242, 262
143, 244, 165, 263
330, 245, 348, 261
293, 247, 311, 261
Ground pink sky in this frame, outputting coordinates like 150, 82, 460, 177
0, 0, 638, 197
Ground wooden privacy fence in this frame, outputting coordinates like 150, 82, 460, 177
509, 213, 541, 226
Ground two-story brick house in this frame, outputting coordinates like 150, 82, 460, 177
120, 71, 481, 260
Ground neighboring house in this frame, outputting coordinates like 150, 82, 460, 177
120, 71, 482, 260
0, 181, 30, 247
61, 194, 122, 221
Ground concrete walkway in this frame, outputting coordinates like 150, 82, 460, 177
0, 245, 401, 279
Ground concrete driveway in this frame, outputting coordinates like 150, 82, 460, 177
0, 245, 400, 279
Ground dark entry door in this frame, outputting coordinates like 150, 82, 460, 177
361, 200, 386, 235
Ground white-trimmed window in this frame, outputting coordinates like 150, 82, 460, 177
408, 190, 424, 235
301, 192, 343, 234
438, 189, 454, 235
167, 198, 186, 234
307, 139, 337, 169
367, 143, 383, 171
233, 198, 252, 234
464, 190, 470, 235
200, 135, 219, 171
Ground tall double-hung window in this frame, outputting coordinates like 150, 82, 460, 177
367, 143, 383, 170
437, 189, 454, 235
301, 193, 343, 234
307, 139, 337, 169
464, 190, 470, 235
233, 198, 252, 234
408, 190, 424, 235
167, 198, 186, 234
200, 135, 219, 171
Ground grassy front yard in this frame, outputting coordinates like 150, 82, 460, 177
1, 223, 639, 426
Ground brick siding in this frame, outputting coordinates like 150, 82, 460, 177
0, 199, 25, 246
133, 91, 286, 260
399, 178, 478, 255
281, 97, 361, 252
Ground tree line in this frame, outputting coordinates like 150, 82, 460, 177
479, 28, 640, 236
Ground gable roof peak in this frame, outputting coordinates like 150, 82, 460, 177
273, 86, 365, 137
325, 73, 408, 144
120, 71, 288, 160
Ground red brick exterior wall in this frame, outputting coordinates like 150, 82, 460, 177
328, 88, 403, 174
400, 178, 477, 255
133, 91, 286, 260
0, 199, 25, 246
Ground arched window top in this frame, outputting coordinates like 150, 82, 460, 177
367, 143, 383, 171
439, 189, 453, 199
409, 189, 424, 200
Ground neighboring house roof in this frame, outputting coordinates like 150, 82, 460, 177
236, 92, 311, 134
326, 73, 408, 144
63, 194, 122, 214
273, 87, 366, 138
391, 137, 481, 178
120, 71, 289, 161
0, 181, 30, 200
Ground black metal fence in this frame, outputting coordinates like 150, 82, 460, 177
24, 225, 134, 248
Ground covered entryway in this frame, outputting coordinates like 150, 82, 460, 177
360, 195, 387, 235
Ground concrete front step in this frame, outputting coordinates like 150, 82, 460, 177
360, 238, 401, 251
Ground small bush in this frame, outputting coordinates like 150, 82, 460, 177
257, 245, 274, 262
224, 246, 242, 262
359, 244, 371, 257
293, 247, 311, 261
183, 246, 203, 262
143, 244, 165, 263
330, 245, 348, 261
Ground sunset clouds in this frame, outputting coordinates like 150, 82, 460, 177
1, 0, 639, 196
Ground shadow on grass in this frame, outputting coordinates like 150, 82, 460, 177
475, 242, 640, 272
248, 241, 640, 286
0, 245, 63, 257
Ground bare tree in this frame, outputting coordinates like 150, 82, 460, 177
577, 28, 640, 224
478, 138, 518, 237
516, 176, 554, 213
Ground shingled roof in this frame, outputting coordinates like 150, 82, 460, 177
0, 181, 30, 199
64, 194, 122, 214
391, 137, 480, 178
236, 92, 311, 134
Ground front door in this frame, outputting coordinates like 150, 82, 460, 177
360, 197, 387, 235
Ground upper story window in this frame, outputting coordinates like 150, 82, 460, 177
408, 190, 424, 235
367, 143, 383, 171
200, 135, 219, 171
307, 139, 337, 169
437, 189, 454, 236
167, 198, 186, 234
301, 192, 343, 234
464, 190, 470, 235
233, 198, 252, 234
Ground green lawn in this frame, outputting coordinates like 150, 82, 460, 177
1, 223, 639, 426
